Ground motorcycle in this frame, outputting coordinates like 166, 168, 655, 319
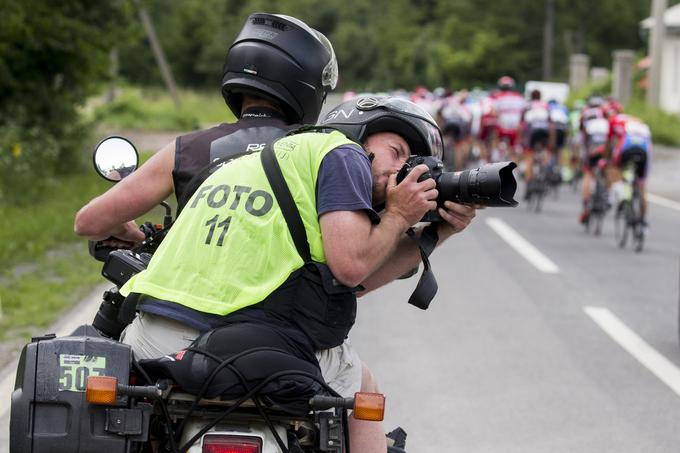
10, 136, 401, 453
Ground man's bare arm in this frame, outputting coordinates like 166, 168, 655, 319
358, 201, 479, 294
74, 141, 176, 241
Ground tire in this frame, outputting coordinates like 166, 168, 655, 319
534, 190, 545, 212
631, 192, 644, 253
594, 212, 603, 236
615, 202, 629, 248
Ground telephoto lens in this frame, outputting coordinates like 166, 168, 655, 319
396, 156, 518, 221
438, 161, 518, 207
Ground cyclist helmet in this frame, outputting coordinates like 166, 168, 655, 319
604, 98, 623, 117
320, 96, 444, 160
586, 95, 604, 108
497, 76, 516, 91
222, 13, 338, 124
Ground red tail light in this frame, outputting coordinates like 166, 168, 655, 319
202, 435, 262, 453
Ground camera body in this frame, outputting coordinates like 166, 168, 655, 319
396, 155, 519, 221
396, 156, 446, 222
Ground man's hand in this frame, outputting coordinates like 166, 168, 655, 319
385, 164, 438, 228
107, 220, 146, 245
436, 201, 481, 240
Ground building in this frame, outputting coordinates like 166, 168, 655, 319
641, 4, 680, 113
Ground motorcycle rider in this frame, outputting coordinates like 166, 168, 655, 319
118, 96, 477, 453
75, 13, 337, 246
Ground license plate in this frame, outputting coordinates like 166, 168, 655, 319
58, 354, 107, 392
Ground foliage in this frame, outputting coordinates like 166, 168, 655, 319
118, 0, 652, 92
90, 87, 236, 131
626, 100, 680, 146
0, 151, 166, 271
0, 150, 172, 336
0, 0, 134, 205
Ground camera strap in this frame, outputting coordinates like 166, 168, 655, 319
260, 143, 311, 262
405, 225, 439, 310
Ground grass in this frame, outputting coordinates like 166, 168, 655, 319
87, 86, 236, 131
0, 150, 171, 340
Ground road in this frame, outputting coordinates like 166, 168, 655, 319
1, 112, 678, 450
351, 175, 680, 452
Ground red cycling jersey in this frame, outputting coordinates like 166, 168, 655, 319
491, 90, 525, 145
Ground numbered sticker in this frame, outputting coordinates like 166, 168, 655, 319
58, 354, 107, 392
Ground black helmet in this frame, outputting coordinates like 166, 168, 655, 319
320, 96, 444, 160
222, 13, 338, 124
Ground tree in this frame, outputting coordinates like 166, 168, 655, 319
0, 0, 133, 203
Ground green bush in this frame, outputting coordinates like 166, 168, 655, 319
0, 0, 134, 207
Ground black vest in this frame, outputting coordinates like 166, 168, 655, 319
172, 108, 298, 210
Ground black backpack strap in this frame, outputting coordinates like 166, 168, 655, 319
177, 151, 252, 216
260, 144, 311, 263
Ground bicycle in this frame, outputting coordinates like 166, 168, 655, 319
614, 161, 645, 253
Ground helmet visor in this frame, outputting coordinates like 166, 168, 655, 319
315, 31, 338, 90
273, 14, 337, 90
356, 97, 443, 159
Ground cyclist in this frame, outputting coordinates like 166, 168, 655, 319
477, 91, 498, 162
491, 76, 526, 161
565, 99, 585, 183
578, 95, 610, 223
436, 89, 472, 170
546, 99, 570, 187
608, 110, 652, 227
519, 89, 551, 197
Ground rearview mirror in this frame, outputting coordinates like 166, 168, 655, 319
93, 136, 139, 182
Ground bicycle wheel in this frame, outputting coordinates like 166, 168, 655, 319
593, 211, 603, 236
631, 192, 644, 253
615, 201, 629, 248
534, 188, 545, 212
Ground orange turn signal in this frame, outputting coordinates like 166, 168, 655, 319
353, 392, 385, 421
86, 375, 118, 405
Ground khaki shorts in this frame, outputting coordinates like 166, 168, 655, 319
120, 311, 362, 398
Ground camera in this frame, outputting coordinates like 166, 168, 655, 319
396, 156, 518, 221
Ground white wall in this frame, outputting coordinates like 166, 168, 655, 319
661, 36, 680, 113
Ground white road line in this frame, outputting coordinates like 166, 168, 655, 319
485, 217, 560, 273
585, 306, 680, 397
648, 192, 680, 212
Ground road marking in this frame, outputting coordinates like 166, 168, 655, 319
648, 192, 680, 212
485, 217, 560, 273
585, 306, 680, 397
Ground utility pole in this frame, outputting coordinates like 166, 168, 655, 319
647, 0, 667, 106
133, 0, 181, 108
542, 0, 555, 80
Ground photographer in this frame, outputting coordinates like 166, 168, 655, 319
119, 96, 479, 452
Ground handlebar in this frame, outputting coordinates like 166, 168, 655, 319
117, 383, 163, 399
308, 395, 354, 411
